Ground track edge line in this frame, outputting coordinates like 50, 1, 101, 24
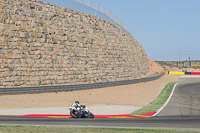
152, 82, 178, 117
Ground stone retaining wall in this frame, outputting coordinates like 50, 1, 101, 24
0, 0, 148, 88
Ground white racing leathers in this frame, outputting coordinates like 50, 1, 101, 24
71, 103, 81, 110
69, 104, 94, 118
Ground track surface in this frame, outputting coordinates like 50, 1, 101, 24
158, 81, 200, 116
0, 116, 200, 129
0, 81, 200, 129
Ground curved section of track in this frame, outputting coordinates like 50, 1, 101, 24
157, 81, 200, 116
0, 81, 200, 129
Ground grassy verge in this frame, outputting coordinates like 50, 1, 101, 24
0, 126, 200, 133
130, 82, 177, 116
131, 79, 200, 116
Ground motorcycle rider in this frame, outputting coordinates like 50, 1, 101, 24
69, 101, 94, 118
71, 101, 81, 110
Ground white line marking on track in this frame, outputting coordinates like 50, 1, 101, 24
152, 83, 178, 116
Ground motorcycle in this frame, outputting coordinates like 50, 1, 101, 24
69, 105, 94, 119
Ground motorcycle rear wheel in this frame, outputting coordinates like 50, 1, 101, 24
70, 110, 82, 118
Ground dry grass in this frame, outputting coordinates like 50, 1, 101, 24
0, 126, 199, 133
192, 64, 200, 69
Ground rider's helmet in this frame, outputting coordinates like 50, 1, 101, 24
75, 101, 79, 104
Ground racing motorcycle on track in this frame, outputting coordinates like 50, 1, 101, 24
69, 105, 94, 119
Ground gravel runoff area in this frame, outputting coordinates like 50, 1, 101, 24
0, 75, 182, 115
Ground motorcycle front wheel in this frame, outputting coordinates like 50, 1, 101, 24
89, 112, 94, 119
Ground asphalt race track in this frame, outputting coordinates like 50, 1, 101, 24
0, 116, 200, 129
0, 81, 200, 129
158, 81, 200, 116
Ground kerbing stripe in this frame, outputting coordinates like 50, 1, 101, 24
185, 72, 191, 75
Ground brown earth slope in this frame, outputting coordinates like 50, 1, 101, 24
147, 57, 164, 75
0, 75, 179, 109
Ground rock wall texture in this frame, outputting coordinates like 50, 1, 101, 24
0, 0, 148, 88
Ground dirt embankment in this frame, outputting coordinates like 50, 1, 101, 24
0, 75, 179, 109
147, 57, 164, 75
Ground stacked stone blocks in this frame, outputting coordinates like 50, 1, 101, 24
0, 0, 148, 88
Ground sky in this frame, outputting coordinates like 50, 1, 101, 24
92, 0, 200, 61
45, 0, 200, 61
